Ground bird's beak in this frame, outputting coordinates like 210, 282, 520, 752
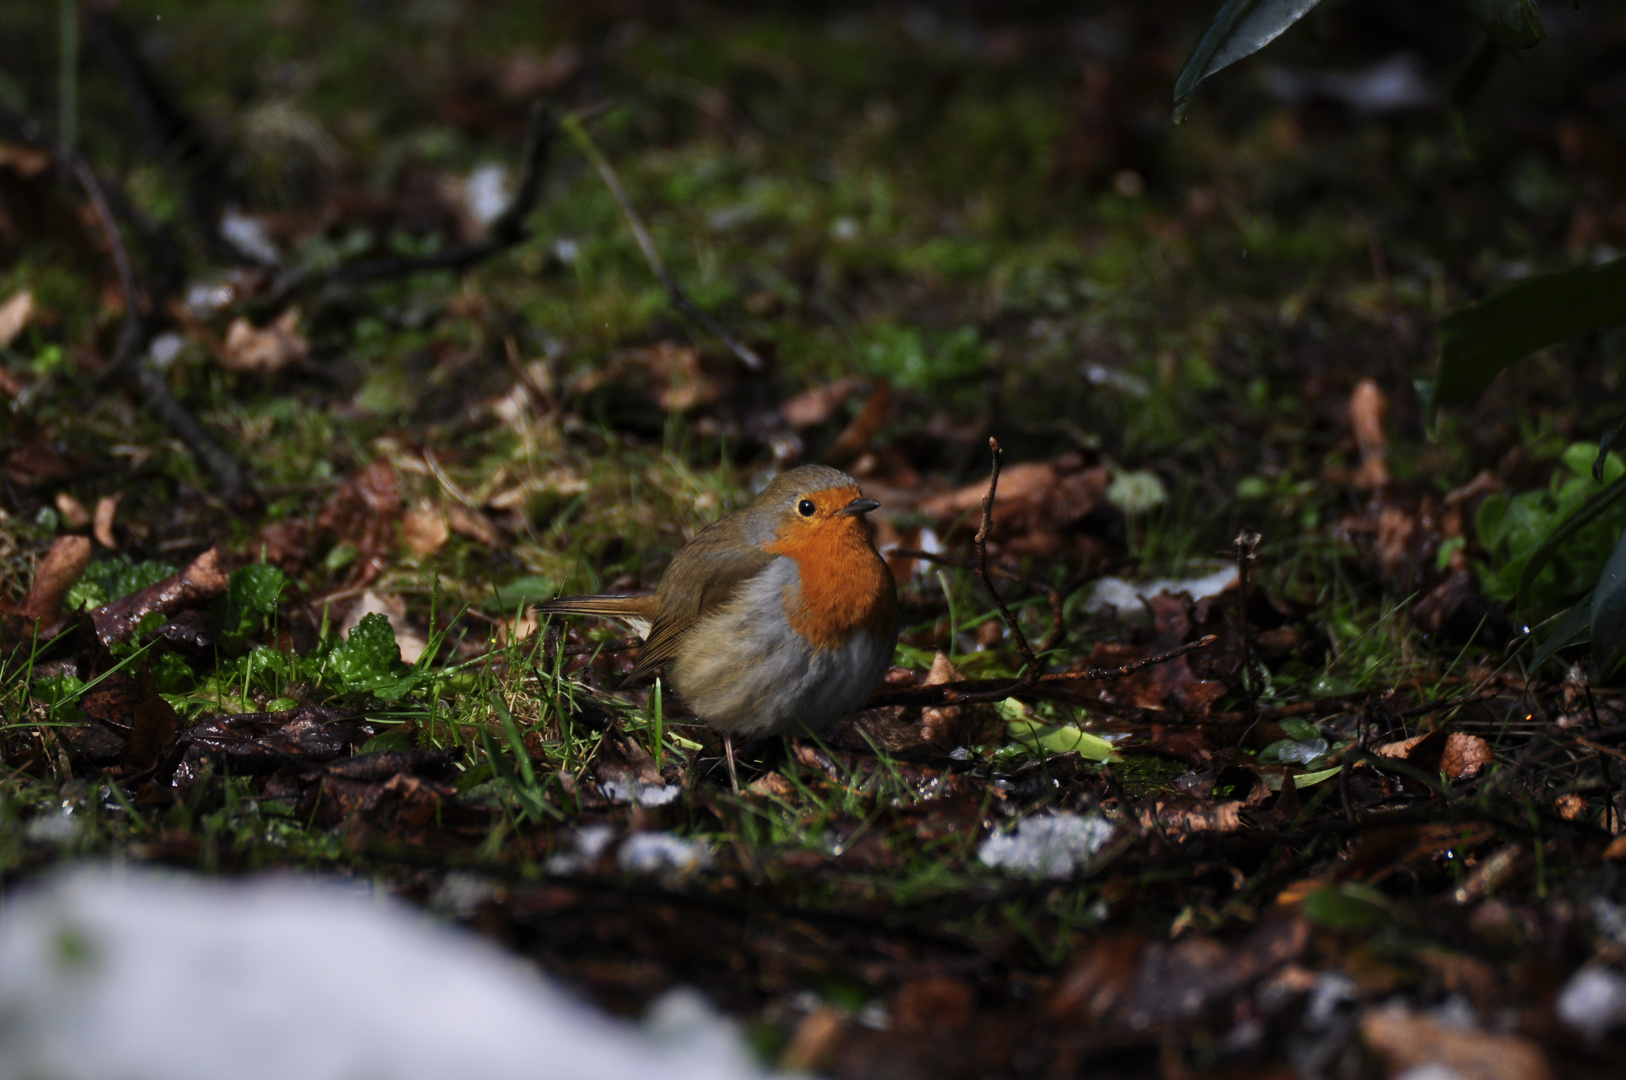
839, 496, 881, 517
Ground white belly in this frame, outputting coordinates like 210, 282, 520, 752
670, 558, 894, 738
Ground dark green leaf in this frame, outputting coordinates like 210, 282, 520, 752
325, 613, 401, 689
1436, 256, 1626, 406
1465, 0, 1545, 51
1280, 717, 1319, 742
1530, 594, 1592, 671
1591, 526, 1626, 670
1302, 883, 1392, 931
1172, 0, 1328, 121
1595, 417, 1626, 482
1515, 474, 1626, 611
217, 564, 289, 643
1449, 35, 1500, 113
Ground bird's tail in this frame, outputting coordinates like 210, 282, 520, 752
535, 594, 658, 637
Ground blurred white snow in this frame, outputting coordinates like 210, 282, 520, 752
0, 867, 782, 1080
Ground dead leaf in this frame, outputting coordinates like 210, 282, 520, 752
1440, 731, 1493, 779
219, 308, 308, 374
401, 506, 449, 558
5, 437, 76, 488
890, 976, 974, 1033
1350, 377, 1389, 489
21, 535, 92, 623
120, 669, 178, 772
93, 494, 120, 549
90, 546, 231, 647
822, 380, 891, 463
54, 493, 90, 529
446, 503, 502, 548
1360, 1005, 1553, 1080
781, 377, 859, 428
0, 143, 51, 178
318, 460, 403, 587
0, 288, 35, 348
779, 1008, 844, 1073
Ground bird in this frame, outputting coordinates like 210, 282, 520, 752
538, 464, 898, 790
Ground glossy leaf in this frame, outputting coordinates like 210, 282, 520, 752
1436, 255, 1626, 406
1172, 0, 1327, 121
1591, 527, 1626, 671
1514, 473, 1626, 611
1530, 594, 1592, 671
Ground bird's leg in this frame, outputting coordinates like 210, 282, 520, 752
724, 733, 740, 794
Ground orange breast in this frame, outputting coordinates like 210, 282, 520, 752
765, 517, 896, 652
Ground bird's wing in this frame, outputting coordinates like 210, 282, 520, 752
623, 534, 778, 684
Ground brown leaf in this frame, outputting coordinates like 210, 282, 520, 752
93, 494, 120, 549
54, 492, 90, 529
781, 377, 860, 428
890, 976, 974, 1034
19, 535, 92, 624
219, 308, 309, 374
1440, 731, 1493, 779
0, 143, 52, 178
317, 460, 403, 587
1360, 1005, 1553, 1080
0, 288, 35, 349
779, 1008, 845, 1074
1349, 377, 1389, 489
121, 671, 178, 772
446, 503, 502, 548
822, 380, 891, 463
401, 506, 450, 557
90, 546, 231, 647
5, 437, 76, 488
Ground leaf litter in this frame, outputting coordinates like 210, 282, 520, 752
2, 3, 1626, 1078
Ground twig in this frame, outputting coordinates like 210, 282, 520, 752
973, 438, 1041, 676
1234, 528, 1261, 716
86, 10, 239, 261
867, 635, 1219, 708
891, 547, 1067, 653
69, 156, 254, 506
561, 112, 764, 372
271, 103, 556, 302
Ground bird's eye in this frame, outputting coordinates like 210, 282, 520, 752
797, 499, 816, 517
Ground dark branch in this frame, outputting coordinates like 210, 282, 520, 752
973, 437, 1042, 676
270, 103, 557, 303
563, 113, 764, 372
69, 156, 254, 506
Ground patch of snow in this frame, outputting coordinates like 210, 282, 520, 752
465, 163, 512, 228
218, 208, 280, 266
600, 779, 682, 808
0, 867, 777, 1080
545, 822, 618, 875
1556, 965, 1626, 1041
617, 832, 712, 875
1085, 565, 1238, 619
978, 811, 1115, 879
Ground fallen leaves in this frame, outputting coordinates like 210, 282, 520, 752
218, 308, 309, 374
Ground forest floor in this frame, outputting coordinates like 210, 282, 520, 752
3, 2, 1626, 1077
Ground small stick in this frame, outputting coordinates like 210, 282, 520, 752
1234, 528, 1262, 715
561, 113, 764, 372
724, 732, 741, 794
70, 156, 253, 506
973, 438, 1041, 678
271, 103, 556, 301
867, 635, 1218, 708
891, 547, 1067, 653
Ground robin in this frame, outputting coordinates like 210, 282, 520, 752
539, 464, 898, 789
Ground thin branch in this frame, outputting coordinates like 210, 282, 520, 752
69, 156, 254, 506
868, 635, 1219, 708
270, 103, 556, 303
891, 546, 1068, 653
561, 112, 764, 372
973, 437, 1041, 676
